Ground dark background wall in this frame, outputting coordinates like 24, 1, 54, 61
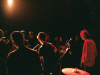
0, 0, 100, 36
0, 1, 100, 74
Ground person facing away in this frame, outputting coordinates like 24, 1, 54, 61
7, 31, 42, 75
37, 32, 59, 75
80, 29, 98, 75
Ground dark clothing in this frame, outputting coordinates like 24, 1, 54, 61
0, 42, 7, 75
72, 40, 83, 68
81, 64, 94, 75
53, 41, 60, 50
7, 46, 42, 75
39, 42, 58, 75
24, 39, 30, 47
28, 38, 38, 48
86, 65, 94, 75
0, 41, 9, 59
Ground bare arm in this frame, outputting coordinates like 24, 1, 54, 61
40, 56, 43, 61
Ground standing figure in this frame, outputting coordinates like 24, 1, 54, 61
46, 32, 53, 43
7, 31, 42, 75
80, 29, 97, 75
72, 36, 83, 68
0, 29, 9, 59
28, 31, 38, 48
37, 32, 59, 75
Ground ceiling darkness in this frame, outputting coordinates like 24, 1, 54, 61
0, 0, 100, 36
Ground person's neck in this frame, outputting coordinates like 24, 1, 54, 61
17, 43, 24, 47
84, 39, 89, 41
41, 41, 46, 45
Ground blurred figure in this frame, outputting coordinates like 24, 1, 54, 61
53, 36, 61, 58
20, 30, 29, 46
9, 40, 17, 52
80, 29, 97, 75
28, 31, 38, 48
58, 37, 66, 55
37, 32, 59, 75
4, 30, 9, 39
0, 29, 5, 43
46, 32, 51, 42
53, 36, 60, 50
7, 31, 42, 75
72, 36, 83, 68
0, 29, 9, 59
20, 30, 25, 41
75, 36, 79, 41
0, 29, 4, 39
0, 29, 9, 75
4, 30, 10, 45
60, 38, 72, 69
59, 37, 63, 45
0, 29, 10, 44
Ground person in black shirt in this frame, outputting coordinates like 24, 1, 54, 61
37, 32, 59, 75
0, 29, 10, 59
72, 36, 83, 68
7, 31, 42, 75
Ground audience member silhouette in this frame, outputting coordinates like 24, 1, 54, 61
73, 36, 83, 68
0, 29, 9, 59
7, 31, 42, 75
37, 32, 59, 75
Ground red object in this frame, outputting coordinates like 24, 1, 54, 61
81, 39, 97, 67
80, 29, 89, 37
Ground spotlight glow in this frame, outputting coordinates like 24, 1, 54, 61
8, 0, 13, 6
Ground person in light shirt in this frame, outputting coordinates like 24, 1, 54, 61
80, 29, 97, 75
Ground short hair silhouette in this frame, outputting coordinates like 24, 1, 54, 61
12, 31, 23, 44
37, 32, 46, 41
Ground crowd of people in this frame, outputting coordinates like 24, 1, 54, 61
0, 29, 99, 75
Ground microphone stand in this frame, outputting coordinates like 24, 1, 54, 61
50, 48, 68, 75
50, 39, 71, 75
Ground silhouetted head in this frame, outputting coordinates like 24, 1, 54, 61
75, 36, 79, 41
28, 31, 34, 39
55, 36, 59, 42
37, 32, 47, 44
10, 31, 23, 46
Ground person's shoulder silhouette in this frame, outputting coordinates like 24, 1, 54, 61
7, 31, 42, 75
